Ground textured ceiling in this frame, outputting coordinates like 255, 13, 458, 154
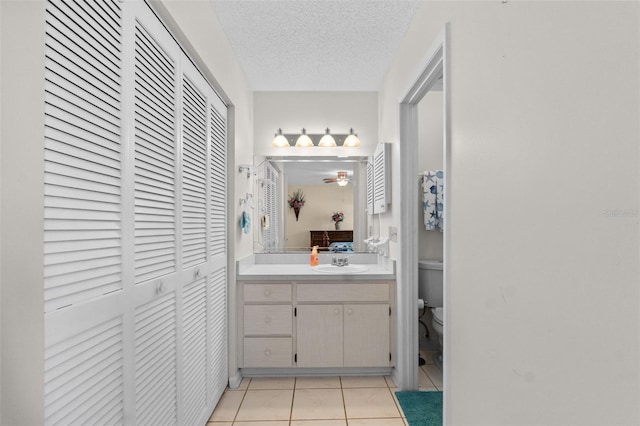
210, 0, 420, 91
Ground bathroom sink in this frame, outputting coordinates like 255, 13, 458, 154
312, 264, 369, 274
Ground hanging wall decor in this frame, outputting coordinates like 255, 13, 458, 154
288, 188, 305, 221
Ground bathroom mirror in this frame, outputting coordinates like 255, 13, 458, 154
254, 156, 370, 253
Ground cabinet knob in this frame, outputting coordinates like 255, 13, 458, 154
264, 289, 271, 297
264, 316, 271, 323
156, 280, 165, 295
264, 349, 271, 356
334, 308, 340, 315
347, 308, 353, 315
194, 268, 201, 279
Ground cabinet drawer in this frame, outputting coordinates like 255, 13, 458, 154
244, 283, 292, 303
244, 305, 292, 335
297, 283, 389, 302
244, 337, 292, 368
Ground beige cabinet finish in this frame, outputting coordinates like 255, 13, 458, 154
242, 282, 293, 368
244, 305, 292, 335
296, 305, 344, 367
343, 304, 390, 367
240, 280, 393, 369
244, 337, 293, 368
244, 283, 292, 303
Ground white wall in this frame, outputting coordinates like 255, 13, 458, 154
254, 91, 378, 158
380, 1, 639, 424
1, 2, 46, 424
285, 184, 354, 250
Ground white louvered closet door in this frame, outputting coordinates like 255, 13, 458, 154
44, 0, 126, 423
208, 98, 228, 408
180, 57, 228, 426
131, 7, 181, 425
44, 1, 228, 425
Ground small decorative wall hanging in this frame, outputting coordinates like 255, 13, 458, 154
288, 188, 305, 221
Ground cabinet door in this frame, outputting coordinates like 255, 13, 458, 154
344, 304, 390, 367
297, 305, 343, 367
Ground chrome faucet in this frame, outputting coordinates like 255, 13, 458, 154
331, 255, 349, 267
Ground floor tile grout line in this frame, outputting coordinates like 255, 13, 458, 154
340, 376, 349, 425
232, 377, 250, 424
389, 384, 405, 419
289, 376, 297, 425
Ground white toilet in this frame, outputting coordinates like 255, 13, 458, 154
418, 259, 444, 354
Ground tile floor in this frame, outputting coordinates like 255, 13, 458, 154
207, 350, 442, 425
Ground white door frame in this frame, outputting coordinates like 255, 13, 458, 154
396, 24, 450, 413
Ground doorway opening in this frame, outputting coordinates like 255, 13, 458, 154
397, 23, 450, 420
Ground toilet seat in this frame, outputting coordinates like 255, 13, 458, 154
431, 307, 444, 326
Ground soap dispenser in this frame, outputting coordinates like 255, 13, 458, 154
310, 245, 319, 266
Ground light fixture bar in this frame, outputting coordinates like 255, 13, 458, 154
271, 128, 362, 148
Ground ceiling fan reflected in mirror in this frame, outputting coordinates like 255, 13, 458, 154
323, 171, 351, 187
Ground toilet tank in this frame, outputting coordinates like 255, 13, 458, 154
418, 259, 443, 307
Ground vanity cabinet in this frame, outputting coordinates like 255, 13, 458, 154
242, 283, 293, 368
240, 280, 393, 370
296, 283, 390, 368
297, 303, 390, 367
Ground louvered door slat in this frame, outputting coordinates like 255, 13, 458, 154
45, 317, 124, 425
209, 266, 227, 403
45, 0, 123, 314
135, 293, 177, 425
44, 16, 120, 91
135, 153, 174, 184
134, 22, 177, 284
48, 0, 121, 67
183, 278, 208, 426
136, 121, 175, 153
135, 23, 175, 93
45, 110, 120, 159
45, 32, 119, 102
181, 77, 207, 269
210, 106, 226, 258
46, 79, 120, 129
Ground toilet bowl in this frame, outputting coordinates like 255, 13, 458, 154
418, 260, 444, 355
431, 307, 444, 347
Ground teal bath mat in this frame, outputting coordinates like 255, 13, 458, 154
395, 391, 443, 426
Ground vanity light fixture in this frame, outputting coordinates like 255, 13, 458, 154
295, 128, 314, 148
271, 128, 290, 147
271, 128, 362, 148
343, 128, 361, 147
317, 128, 337, 147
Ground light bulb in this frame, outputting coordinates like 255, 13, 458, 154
343, 128, 361, 147
271, 128, 290, 147
295, 128, 314, 148
318, 128, 337, 147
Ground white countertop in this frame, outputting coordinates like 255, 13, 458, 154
237, 253, 395, 281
